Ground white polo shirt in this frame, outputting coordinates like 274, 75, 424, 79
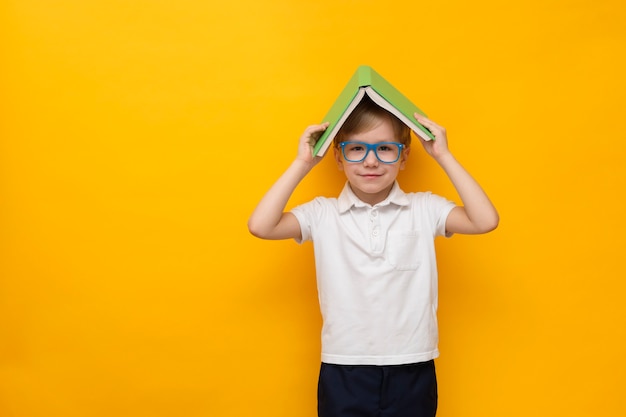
291, 182, 455, 366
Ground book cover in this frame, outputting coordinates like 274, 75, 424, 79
313, 66, 434, 156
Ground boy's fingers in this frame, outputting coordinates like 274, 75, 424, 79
304, 122, 329, 136
415, 114, 446, 137
415, 113, 439, 128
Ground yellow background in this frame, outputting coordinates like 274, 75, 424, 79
2, 0, 625, 416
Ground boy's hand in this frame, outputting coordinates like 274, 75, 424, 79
414, 114, 452, 161
297, 122, 330, 166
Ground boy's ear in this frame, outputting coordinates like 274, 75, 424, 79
399, 146, 410, 170
333, 147, 344, 170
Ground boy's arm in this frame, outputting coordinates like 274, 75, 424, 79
247, 123, 329, 240
415, 115, 499, 235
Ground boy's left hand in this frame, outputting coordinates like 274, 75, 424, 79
414, 114, 452, 161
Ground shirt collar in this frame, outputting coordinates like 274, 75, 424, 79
337, 181, 410, 213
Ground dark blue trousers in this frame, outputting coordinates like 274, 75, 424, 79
318, 361, 438, 417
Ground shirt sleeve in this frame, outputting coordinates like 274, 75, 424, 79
289, 198, 322, 244
423, 192, 457, 238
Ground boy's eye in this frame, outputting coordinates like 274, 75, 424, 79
349, 145, 364, 151
377, 145, 392, 152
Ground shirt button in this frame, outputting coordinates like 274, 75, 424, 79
372, 228, 379, 237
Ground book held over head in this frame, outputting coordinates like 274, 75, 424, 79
314, 65, 434, 157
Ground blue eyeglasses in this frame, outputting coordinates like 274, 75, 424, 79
339, 141, 405, 164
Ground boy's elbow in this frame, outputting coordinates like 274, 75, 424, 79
481, 212, 499, 233
467, 210, 499, 234
248, 218, 284, 240
247, 219, 267, 239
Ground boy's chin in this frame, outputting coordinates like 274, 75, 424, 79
349, 182, 395, 203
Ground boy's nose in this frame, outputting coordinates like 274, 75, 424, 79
363, 149, 379, 166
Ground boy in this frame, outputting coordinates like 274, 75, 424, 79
248, 96, 499, 417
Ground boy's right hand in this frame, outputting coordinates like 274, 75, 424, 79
297, 122, 330, 167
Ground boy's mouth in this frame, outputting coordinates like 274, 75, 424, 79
360, 173, 382, 179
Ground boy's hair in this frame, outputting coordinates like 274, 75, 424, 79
334, 95, 411, 148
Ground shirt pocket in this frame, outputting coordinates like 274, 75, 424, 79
386, 230, 421, 271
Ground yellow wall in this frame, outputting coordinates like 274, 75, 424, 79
2, 1, 625, 416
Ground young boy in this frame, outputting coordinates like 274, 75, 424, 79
248, 96, 498, 417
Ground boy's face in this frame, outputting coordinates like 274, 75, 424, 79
334, 117, 409, 206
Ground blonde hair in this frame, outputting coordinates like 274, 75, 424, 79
334, 95, 411, 148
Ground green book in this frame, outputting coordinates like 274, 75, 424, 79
314, 65, 435, 156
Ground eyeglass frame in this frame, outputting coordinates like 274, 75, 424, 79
338, 141, 405, 164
